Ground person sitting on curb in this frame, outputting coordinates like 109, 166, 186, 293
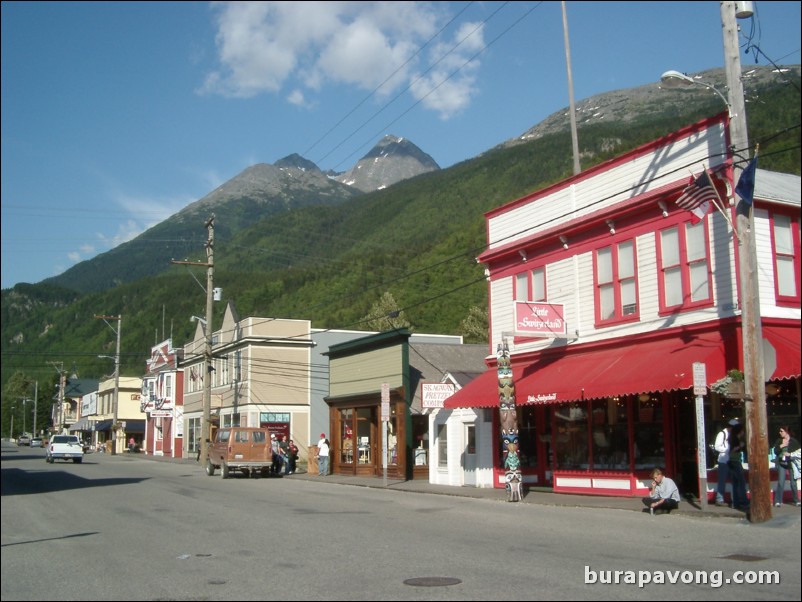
641, 467, 681, 514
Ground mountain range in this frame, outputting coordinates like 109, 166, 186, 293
2, 64, 799, 390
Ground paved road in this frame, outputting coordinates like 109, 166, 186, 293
2, 443, 800, 601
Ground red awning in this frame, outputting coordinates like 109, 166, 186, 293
762, 325, 801, 380
444, 330, 736, 409
442, 370, 500, 409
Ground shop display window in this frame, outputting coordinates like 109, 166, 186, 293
590, 398, 629, 470
634, 396, 663, 469
553, 403, 588, 470
411, 415, 428, 466
340, 408, 354, 464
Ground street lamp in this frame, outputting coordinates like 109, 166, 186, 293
659, 70, 731, 114
96, 314, 122, 455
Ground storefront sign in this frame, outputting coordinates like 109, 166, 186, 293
513, 302, 566, 337
421, 382, 456, 409
526, 393, 558, 404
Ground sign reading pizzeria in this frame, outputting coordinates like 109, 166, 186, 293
513, 301, 567, 337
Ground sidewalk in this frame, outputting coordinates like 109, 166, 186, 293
134, 452, 786, 520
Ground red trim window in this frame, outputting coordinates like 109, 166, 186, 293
594, 240, 639, 325
515, 266, 546, 302
770, 212, 801, 306
657, 221, 713, 313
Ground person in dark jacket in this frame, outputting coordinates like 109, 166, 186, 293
772, 426, 801, 507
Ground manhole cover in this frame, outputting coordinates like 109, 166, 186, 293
403, 577, 462, 587
720, 554, 767, 562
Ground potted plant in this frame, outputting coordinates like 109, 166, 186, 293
710, 369, 745, 397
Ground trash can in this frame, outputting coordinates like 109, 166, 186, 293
307, 445, 318, 475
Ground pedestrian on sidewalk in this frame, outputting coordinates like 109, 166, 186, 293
713, 419, 739, 506
642, 468, 680, 514
772, 426, 801, 507
317, 433, 330, 476
727, 419, 749, 510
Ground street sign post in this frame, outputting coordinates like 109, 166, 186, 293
693, 362, 708, 511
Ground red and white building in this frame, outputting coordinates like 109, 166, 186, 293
442, 113, 800, 500
142, 339, 184, 457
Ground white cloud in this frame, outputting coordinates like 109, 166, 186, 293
287, 88, 312, 108
200, 1, 479, 117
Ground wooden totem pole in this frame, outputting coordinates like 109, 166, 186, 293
497, 342, 522, 501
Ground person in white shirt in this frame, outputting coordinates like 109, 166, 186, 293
713, 421, 734, 506
317, 433, 330, 476
642, 468, 681, 514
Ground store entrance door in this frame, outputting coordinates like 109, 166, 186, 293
463, 423, 477, 486
356, 406, 376, 476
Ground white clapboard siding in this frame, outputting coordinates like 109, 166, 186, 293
487, 122, 727, 250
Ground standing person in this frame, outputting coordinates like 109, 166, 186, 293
641, 467, 681, 514
772, 426, 801, 507
128, 436, 136, 453
270, 434, 283, 474
287, 438, 299, 474
727, 419, 749, 510
317, 433, 330, 476
279, 435, 290, 475
713, 420, 733, 506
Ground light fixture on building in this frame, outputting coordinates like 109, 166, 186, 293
606, 220, 615, 235
638, 393, 651, 402
657, 201, 669, 218
519, 249, 527, 262
559, 235, 569, 249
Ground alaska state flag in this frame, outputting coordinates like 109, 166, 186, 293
676, 171, 718, 223
735, 157, 758, 205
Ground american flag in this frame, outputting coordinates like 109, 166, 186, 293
676, 171, 718, 223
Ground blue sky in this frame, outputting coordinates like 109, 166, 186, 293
2, 1, 800, 290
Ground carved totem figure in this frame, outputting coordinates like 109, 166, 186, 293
497, 342, 522, 501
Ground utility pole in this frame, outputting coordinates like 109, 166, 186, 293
172, 215, 215, 465
96, 314, 122, 455
49, 362, 65, 434
32, 381, 38, 437
561, 1, 580, 175
720, 1, 770, 523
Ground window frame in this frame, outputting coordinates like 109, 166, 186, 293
593, 238, 640, 326
656, 220, 714, 314
769, 211, 801, 306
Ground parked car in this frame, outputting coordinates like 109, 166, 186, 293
30, 437, 43, 447
17, 434, 31, 446
206, 427, 273, 478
